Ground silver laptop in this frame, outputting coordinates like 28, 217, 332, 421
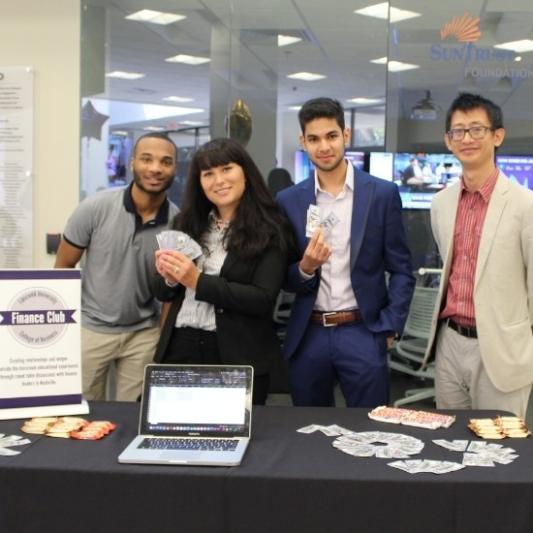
118, 364, 253, 466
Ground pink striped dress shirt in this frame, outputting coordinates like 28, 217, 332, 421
440, 168, 499, 327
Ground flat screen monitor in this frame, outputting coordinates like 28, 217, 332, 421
496, 155, 533, 190
393, 152, 461, 209
294, 150, 365, 184
369, 152, 394, 181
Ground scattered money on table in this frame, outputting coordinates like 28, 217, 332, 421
388, 459, 465, 474
333, 431, 425, 459
0, 434, 32, 456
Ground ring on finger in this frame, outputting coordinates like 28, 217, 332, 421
174, 266, 180, 274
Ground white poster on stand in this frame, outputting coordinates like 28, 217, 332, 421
0, 67, 33, 268
0, 270, 88, 420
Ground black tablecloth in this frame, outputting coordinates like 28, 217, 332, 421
1, 402, 533, 533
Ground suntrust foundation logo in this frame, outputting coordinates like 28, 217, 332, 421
0, 288, 76, 348
440, 12, 481, 43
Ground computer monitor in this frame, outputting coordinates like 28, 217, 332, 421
393, 152, 461, 209
369, 152, 394, 181
293, 150, 365, 184
496, 155, 533, 190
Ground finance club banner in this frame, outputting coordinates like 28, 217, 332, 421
0, 270, 84, 419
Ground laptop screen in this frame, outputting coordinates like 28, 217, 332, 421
139, 365, 253, 438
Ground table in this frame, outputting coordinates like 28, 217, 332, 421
1, 402, 533, 533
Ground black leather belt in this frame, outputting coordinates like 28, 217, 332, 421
311, 309, 362, 327
447, 318, 477, 339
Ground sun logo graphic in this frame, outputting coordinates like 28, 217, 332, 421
441, 12, 481, 43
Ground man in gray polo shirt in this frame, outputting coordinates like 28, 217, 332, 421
55, 132, 179, 401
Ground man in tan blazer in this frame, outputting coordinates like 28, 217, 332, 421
424, 93, 533, 418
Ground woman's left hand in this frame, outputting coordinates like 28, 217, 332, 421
158, 250, 200, 290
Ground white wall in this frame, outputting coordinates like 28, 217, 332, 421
0, 1, 80, 267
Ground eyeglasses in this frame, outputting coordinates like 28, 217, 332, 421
447, 125, 494, 142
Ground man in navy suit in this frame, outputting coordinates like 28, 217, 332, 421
277, 97, 415, 407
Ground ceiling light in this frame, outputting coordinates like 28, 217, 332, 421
165, 54, 210, 65
515, 56, 523, 62
105, 71, 145, 80
111, 130, 129, 136
370, 58, 419, 71
354, 2, 421, 23
494, 39, 533, 53
347, 97, 383, 105
278, 34, 302, 47
288, 105, 302, 111
287, 72, 326, 81
180, 120, 203, 126
125, 9, 186, 25
163, 96, 194, 103
144, 126, 165, 132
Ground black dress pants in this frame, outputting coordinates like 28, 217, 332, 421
163, 327, 269, 405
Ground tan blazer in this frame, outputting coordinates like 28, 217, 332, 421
424, 172, 533, 392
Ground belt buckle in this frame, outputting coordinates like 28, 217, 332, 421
322, 312, 337, 327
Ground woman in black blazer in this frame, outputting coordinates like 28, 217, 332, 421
153, 138, 293, 404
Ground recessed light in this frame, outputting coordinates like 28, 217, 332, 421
111, 131, 129, 136
494, 39, 533, 53
287, 72, 326, 81
125, 9, 186, 25
165, 54, 210, 65
180, 120, 203, 126
105, 71, 145, 80
163, 96, 194, 103
370, 58, 419, 72
347, 97, 383, 105
288, 105, 302, 111
354, 2, 420, 23
278, 35, 302, 47
515, 56, 522, 62
143, 126, 165, 132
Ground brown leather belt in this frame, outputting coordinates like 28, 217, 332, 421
447, 318, 477, 339
311, 309, 362, 327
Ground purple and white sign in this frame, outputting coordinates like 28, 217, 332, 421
0, 269, 85, 419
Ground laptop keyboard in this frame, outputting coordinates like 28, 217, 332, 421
138, 437, 239, 451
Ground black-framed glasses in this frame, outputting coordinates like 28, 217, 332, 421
447, 126, 494, 141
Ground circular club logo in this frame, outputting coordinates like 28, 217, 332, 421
5, 287, 74, 348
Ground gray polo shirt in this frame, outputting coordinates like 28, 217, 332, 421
63, 184, 179, 333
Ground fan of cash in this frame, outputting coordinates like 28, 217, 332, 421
156, 230, 202, 260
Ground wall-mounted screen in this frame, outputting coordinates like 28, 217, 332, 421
393, 152, 461, 209
496, 155, 533, 190
294, 150, 365, 184
369, 152, 394, 181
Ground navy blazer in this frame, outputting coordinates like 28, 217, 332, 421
153, 246, 287, 374
277, 168, 415, 360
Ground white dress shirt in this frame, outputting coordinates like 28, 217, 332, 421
305, 161, 358, 312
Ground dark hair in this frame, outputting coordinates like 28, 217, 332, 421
133, 132, 178, 161
298, 97, 345, 133
445, 93, 504, 132
174, 138, 294, 261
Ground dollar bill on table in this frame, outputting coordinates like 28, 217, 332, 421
305, 204, 321, 237
389, 459, 465, 474
296, 424, 352, 436
462, 452, 496, 467
0, 434, 32, 456
156, 230, 202, 260
432, 439, 469, 452
465, 441, 518, 465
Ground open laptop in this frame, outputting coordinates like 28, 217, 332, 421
118, 364, 253, 466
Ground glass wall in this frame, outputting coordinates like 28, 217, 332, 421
80, 0, 533, 268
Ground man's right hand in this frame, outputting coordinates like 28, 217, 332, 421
299, 228, 332, 275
